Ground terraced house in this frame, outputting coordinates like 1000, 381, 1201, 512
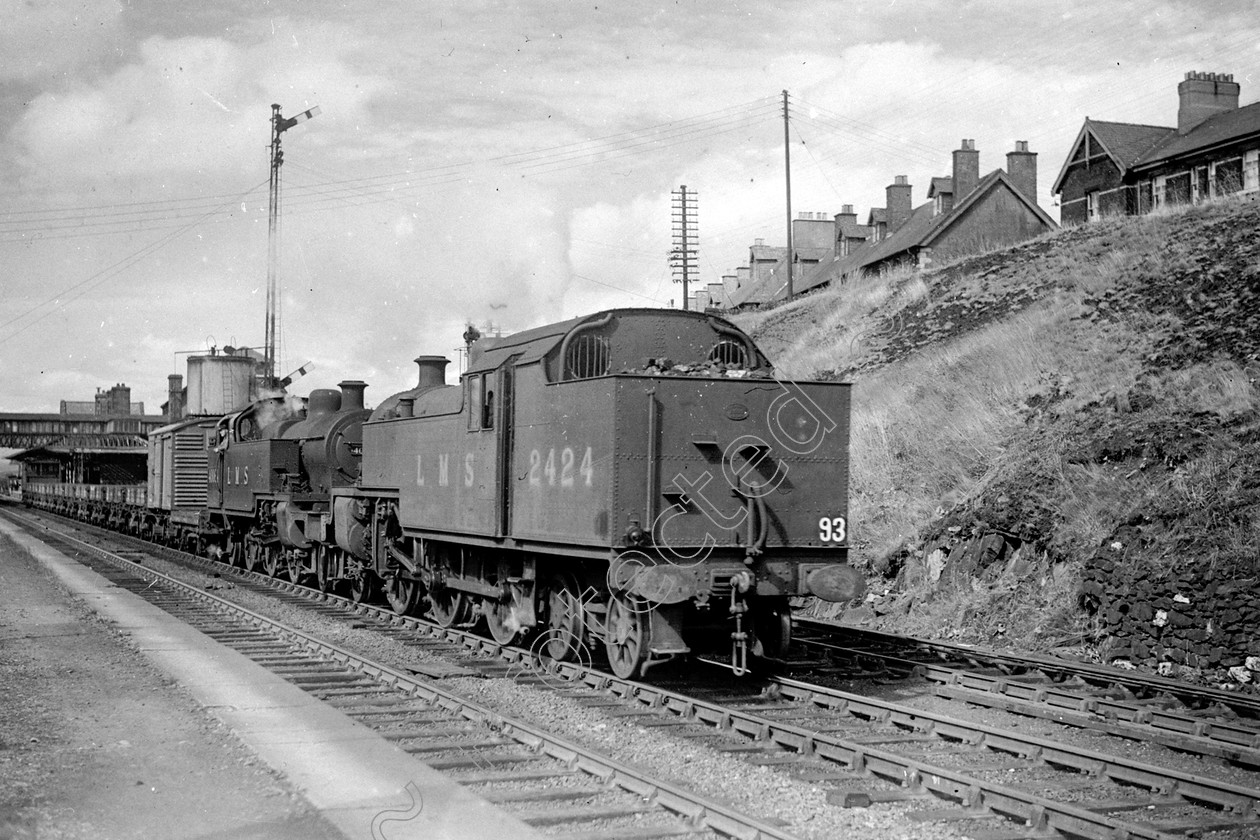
717, 138, 1056, 309
1053, 71, 1260, 224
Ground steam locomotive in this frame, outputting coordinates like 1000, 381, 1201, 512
26, 308, 863, 678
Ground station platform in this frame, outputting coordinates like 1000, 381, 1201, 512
0, 513, 542, 840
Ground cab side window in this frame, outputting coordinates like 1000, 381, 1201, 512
467, 375, 483, 431
467, 374, 494, 430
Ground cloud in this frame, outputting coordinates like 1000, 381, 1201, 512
0, 0, 125, 82
8, 21, 391, 186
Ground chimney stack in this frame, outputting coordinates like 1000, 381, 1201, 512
1178, 71, 1240, 134
952, 139, 979, 200
885, 175, 912, 231
414, 356, 449, 390
1005, 140, 1038, 202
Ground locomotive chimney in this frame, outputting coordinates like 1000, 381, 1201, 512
396, 397, 415, 418
338, 380, 367, 411
414, 355, 450, 390
308, 388, 342, 416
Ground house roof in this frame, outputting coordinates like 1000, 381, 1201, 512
1133, 99, 1260, 170
1053, 101, 1260, 193
836, 215, 870, 239
866, 207, 887, 226
1088, 119, 1175, 167
1051, 119, 1174, 195
724, 258, 790, 307
861, 169, 1056, 269
750, 243, 787, 261
928, 176, 953, 197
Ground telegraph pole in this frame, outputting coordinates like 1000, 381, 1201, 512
265, 103, 320, 388
783, 90, 794, 300
670, 185, 699, 310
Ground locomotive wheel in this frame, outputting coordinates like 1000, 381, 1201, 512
245, 537, 267, 573
262, 547, 282, 578
228, 538, 247, 569
428, 587, 468, 628
604, 594, 651, 680
349, 568, 377, 604
281, 552, 306, 584
543, 573, 585, 662
483, 597, 520, 645
314, 547, 337, 594
754, 599, 793, 660
385, 574, 421, 616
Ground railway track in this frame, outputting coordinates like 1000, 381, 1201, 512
3, 508, 793, 840
788, 618, 1260, 767
13, 507, 1260, 839
792, 617, 1260, 720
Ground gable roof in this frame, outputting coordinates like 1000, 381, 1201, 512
862, 169, 1056, 269
1053, 100, 1260, 194
1051, 118, 1174, 195
928, 176, 953, 197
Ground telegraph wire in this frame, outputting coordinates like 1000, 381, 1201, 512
0, 181, 268, 345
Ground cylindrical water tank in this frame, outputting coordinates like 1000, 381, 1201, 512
185, 353, 257, 415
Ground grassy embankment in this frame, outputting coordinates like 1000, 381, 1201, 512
735, 196, 1260, 662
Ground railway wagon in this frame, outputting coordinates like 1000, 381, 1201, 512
146, 415, 219, 548
23, 481, 146, 530
353, 308, 862, 678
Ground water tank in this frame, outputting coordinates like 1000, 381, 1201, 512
186, 353, 257, 415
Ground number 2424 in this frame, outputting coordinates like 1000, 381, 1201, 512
528, 446, 594, 487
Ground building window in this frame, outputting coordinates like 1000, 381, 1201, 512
1245, 150, 1259, 193
1165, 172, 1191, 206
1192, 165, 1209, 202
1214, 158, 1244, 196
1087, 190, 1099, 221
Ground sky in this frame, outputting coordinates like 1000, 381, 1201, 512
1, 0, 1258, 416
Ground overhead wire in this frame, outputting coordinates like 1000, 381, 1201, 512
0, 179, 269, 345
